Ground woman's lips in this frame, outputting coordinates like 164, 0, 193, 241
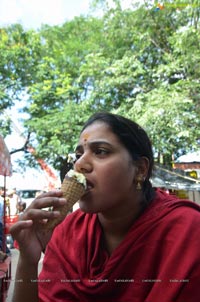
86, 179, 94, 191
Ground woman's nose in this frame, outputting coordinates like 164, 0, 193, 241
74, 154, 92, 174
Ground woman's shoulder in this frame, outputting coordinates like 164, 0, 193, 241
151, 188, 200, 225
153, 188, 199, 207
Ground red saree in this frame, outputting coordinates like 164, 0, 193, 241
39, 189, 200, 302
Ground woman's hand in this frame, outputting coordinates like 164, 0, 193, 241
10, 190, 67, 265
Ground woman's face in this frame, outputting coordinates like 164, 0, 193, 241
74, 122, 139, 215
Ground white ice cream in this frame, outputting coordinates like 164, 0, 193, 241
67, 169, 87, 188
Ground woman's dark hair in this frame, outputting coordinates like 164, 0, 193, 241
82, 112, 155, 204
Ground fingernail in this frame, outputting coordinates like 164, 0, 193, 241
53, 211, 60, 217
59, 198, 67, 204
25, 220, 33, 224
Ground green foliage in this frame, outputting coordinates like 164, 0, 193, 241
25, 101, 93, 169
0, 0, 199, 171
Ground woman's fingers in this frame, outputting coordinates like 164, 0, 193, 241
9, 191, 68, 242
27, 191, 67, 211
22, 208, 61, 221
32, 197, 67, 210
10, 220, 33, 238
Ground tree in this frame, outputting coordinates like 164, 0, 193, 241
0, 0, 199, 173
0, 24, 44, 136
76, 0, 200, 165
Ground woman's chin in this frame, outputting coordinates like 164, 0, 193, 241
78, 201, 98, 214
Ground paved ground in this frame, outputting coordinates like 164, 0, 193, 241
6, 249, 43, 302
6, 248, 18, 302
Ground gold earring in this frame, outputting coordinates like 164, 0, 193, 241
136, 175, 145, 190
136, 179, 142, 190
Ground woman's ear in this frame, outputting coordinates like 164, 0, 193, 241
136, 157, 149, 180
134, 157, 150, 190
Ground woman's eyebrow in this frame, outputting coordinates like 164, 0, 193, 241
89, 140, 112, 147
75, 145, 83, 152
75, 140, 112, 151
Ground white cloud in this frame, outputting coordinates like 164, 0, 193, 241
0, 0, 22, 25
17, 0, 67, 27
0, 0, 90, 29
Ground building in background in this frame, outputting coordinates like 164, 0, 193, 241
173, 151, 200, 180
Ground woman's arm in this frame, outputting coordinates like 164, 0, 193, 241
12, 256, 39, 302
10, 191, 67, 302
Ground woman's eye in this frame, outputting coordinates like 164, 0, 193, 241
95, 148, 109, 156
75, 153, 82, 160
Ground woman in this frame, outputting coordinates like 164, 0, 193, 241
10, 112, 200, 302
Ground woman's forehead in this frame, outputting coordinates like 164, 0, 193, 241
79, 122, 117, 143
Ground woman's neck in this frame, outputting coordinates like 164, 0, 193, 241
98, 200, 143, 255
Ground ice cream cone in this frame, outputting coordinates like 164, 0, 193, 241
44, 170, 86, 231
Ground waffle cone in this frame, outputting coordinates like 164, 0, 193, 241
45, 177, 85, 231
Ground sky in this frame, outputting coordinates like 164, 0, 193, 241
0, 0, 91, 29
0, 0, 142, 29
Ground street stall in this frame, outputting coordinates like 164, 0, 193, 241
151, 165, 200, 204
0, 135, 12, 302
